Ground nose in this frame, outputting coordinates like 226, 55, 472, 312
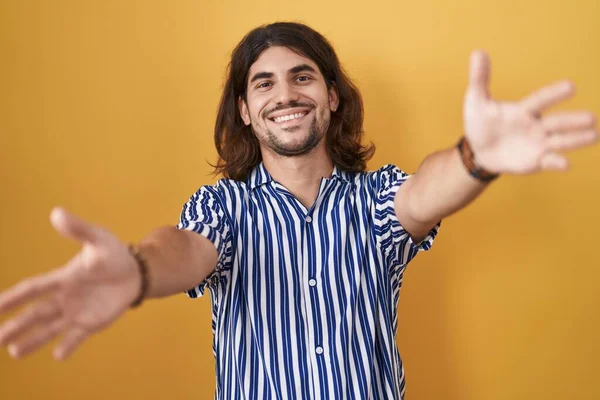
274, 81, 300, 105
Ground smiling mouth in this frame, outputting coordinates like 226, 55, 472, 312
268, 110, 311, 124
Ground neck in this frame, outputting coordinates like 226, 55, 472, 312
261, 141, 333, 209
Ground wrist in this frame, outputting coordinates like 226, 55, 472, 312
127, 244, 150, 308
457, 136, 499, 182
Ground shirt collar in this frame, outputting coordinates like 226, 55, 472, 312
246, 162, 353, 191
246, 162, 273, 190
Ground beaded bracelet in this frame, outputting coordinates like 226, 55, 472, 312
456, 136, 499, 183
127, 244, 150, 308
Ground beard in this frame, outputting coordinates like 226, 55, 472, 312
254, 110, 329, 157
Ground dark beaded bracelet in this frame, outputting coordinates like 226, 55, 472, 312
127, 244, 150, 308
456, 136, 500, 183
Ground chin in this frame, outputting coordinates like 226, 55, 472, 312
273, 135, 323, 157
256, 117, 324, 156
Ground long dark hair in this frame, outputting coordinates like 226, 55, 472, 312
213, 22, 375, 181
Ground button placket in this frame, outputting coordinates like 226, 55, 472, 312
301, 208, 326, 380
300, 207, 317, 376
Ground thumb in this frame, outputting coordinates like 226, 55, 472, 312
50, 207, 101, 245
467, 50, 491, 100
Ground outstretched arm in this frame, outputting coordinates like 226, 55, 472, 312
0, 207, 217, 360
395, 51, 598, 242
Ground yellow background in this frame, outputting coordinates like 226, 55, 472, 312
1, 0, 599, 399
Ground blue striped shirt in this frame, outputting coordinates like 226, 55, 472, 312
176, 163, 440, 399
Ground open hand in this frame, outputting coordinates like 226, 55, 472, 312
463, 51, 598, 174
0, 208, 140, 360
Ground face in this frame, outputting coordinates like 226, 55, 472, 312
239, 46, 339, 157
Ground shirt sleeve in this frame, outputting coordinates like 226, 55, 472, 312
175, 184, 233, 298
373, 164, 441, 269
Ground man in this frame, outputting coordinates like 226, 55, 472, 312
0, 22, 596, 399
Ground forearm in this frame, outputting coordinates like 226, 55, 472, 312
136, 227, 218, 299
395, 146, 489, 238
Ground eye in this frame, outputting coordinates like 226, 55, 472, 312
296, 75, 312, 83
256, 81, 272, 89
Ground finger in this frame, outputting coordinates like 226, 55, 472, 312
0, 300, 61, 345
542, 112, 596, 132
467, 50, 491, 100
50, 207, 102, 245
547, 130, 598, 152
53, 328, 87, 361
0, 270, 65, 313
540, 153, 569, 171
7, 319, 64, 359
520, 80, 575, 116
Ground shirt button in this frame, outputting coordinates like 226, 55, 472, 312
309, 278, 317, 287
316, 346, 324, 355
305, 216, 312, 223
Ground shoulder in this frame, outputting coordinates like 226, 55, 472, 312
345, 164, 410, 190
180, 178, 248, 214
191, 177, 250, 197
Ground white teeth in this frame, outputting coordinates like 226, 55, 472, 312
273, 112, 307, 123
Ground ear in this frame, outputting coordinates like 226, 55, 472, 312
328, 82, 340, 112
238, 96, 251, 126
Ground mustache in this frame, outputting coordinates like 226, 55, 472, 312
263, 101, 315, 119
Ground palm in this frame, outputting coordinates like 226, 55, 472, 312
462, 51, 597, 174
0, 208, 140, 360
52, 243, 138, 332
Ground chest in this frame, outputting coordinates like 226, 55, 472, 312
225, 181, 386, 298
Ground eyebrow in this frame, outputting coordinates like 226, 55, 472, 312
249, 64, 318, 84
289, 64, 317, 74
249, 71, 274, 84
